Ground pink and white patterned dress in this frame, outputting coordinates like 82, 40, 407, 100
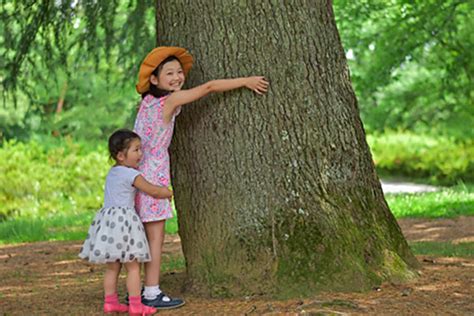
134, 94, 180, 222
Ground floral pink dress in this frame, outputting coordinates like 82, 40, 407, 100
134, 94, 180, 222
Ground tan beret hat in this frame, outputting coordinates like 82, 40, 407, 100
136, 46, 193, 94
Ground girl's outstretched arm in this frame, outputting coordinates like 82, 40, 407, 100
133, 175, 173, 199
163, 76, 269, 122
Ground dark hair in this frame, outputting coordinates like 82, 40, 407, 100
108, 129, 140, 161
141, 55, 183, 99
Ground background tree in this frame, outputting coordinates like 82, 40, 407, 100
334, 0, 473, 139
0, 0, 155, 140
157, 1, 418, 297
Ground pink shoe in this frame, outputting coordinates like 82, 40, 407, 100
128, 303, 157, 316
104, 302, 129, 313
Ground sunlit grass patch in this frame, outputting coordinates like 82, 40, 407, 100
387, 183, 474, 218
409, 242, 474, 258
0, 212, 95, 244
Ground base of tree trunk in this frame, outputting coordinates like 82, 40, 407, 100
182, 249, 419, 298
178, 198, 420, 298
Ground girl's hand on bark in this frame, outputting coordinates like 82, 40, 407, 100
245, 76, 269, 95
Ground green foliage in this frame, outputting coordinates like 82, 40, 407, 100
2, 0, 472, 142
0, 138, 179, 243
0, 138, 108, 220
387, 183, 474, 218
44, 68, 138, 140
368, 132, 474, 183
0, 67, 138, 141
334, 0, 474, 140
0, 0, 152, 141
1, 0, 155, 93
364, 63, 474, 139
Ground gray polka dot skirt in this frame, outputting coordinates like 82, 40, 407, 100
79, 206, 151, 264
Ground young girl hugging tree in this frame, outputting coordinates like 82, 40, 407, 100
79, 129, 172, 315
133, 46, 269, 309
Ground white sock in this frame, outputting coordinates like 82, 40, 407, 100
144, 285, 162, 300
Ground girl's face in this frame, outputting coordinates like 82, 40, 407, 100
152, 60, 185, 92
117, 138, 143, 169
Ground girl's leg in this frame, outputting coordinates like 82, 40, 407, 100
104, 262, 121, 295
124, 261, 141, 296
143, 220, 166, 287
142, 220, 185, 309
125, 261, 157, 315
103, 262, 128, 313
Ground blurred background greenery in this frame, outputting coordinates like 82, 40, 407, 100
0, 0, 472, 243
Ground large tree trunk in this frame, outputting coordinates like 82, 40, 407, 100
157, 0, 418, 297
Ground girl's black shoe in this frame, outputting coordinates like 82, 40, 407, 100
142, 293, 185, 309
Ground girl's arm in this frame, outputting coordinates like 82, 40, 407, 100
162, 76, 269, 122
133, 175, 173, 199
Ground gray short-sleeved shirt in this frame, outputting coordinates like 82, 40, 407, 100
103, 166, 141, 208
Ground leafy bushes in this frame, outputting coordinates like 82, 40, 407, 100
0, 138, 108, 221
367, 132, 474, 184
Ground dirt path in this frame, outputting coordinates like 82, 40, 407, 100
1, 218, 473, 315
397, 216, 474, 244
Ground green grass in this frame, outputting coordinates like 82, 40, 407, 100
0, 210, 178, 245
386, 183, 474, 218
0, 212, 94, 244
162, 255, 186, 272
409, 242, 474, 258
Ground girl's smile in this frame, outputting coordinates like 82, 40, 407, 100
155, 60, 185, 92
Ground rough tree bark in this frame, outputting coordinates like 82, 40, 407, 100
157, 0, 419, 297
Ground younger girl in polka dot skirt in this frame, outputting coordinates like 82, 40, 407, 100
79, 129, 172, 315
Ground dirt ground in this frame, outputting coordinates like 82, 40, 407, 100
1, 217, 473, 315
